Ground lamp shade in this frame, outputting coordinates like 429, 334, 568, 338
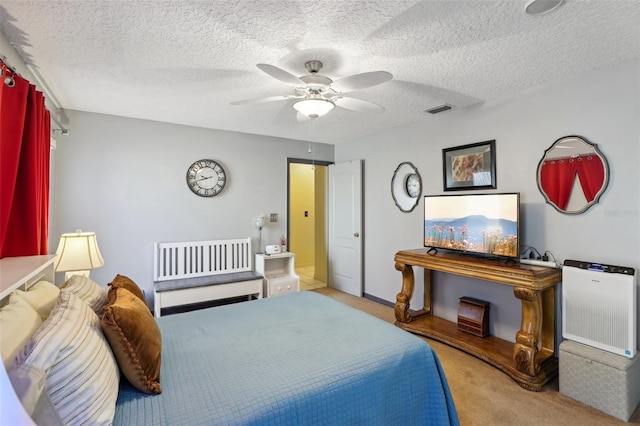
54, 232, 104, 272
256, 214, 267, 228
292, 98, 335, 118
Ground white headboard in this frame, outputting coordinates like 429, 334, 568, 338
0, 255, 56, 425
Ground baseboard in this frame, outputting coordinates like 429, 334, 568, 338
364, 292, 424, 315
363, 293, 394, 308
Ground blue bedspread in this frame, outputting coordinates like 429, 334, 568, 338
114, 292, 458, 425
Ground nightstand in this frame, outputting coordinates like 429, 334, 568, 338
255, 252, 300, 297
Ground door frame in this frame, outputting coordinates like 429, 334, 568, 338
286, 158, 333, 268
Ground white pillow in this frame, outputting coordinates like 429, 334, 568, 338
13, 280, 60, 321
0, 294, 43, 369
60, 274, 107, 315
9, 290, 119, 425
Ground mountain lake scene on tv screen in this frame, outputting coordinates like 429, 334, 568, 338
424, 214, 518, 258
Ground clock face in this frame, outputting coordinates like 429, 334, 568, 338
186, 159, 226, 197
405, 173, 421, 198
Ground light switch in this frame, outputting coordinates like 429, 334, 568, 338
270, 213, 278, 222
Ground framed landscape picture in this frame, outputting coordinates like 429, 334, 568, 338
442, 140, 496, 191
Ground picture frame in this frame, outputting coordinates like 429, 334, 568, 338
442, 140, 496, 191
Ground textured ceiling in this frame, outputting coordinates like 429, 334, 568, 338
1, 0, 638, 144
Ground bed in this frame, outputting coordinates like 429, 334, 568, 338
0, 255, 459, 425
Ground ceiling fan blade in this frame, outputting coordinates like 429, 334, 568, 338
230, 95, 300, 105
333, 96, 385, 113
257, 64, 306, 87
330, 71, 392, 93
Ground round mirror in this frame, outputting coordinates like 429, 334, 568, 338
391, 162, 422, 212
537, 135, 609, 214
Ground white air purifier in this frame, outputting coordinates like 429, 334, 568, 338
562, 260, 637, 357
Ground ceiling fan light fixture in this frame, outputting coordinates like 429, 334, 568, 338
292, 98, 335, 118
525, 0, 563, 15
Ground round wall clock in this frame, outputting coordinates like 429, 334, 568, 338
405, 173, 421, 198
186, 159, 226, 197
391, 162, 422, 212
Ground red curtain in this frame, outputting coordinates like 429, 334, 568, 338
539, 155, 606, 211
0, 63, 51, 257
575, 155, 606, 202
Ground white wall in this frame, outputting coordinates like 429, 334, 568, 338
53, 111, 333, 305
336, 59, 640, 342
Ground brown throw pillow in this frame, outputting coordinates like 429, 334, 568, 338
101, 287, 162, 394
108, 274, 146, 303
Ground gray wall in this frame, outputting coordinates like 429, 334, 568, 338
336, 59, 640, 342
52, 111, 334, 304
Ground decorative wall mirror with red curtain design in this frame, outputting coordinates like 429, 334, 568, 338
537, 135, 609, 214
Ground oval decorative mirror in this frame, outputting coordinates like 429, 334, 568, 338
391, 162, 422, 212
537, 135, 609, 214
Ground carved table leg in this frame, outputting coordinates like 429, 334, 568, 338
394, 261, 415, 323
513, 287, 543, 376
395, 261, 432, 323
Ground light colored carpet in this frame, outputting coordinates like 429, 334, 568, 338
312, 287, 640, 426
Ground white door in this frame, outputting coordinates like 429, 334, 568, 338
328, 160, 362, 296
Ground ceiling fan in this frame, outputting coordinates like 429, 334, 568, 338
231, 61, 392, 119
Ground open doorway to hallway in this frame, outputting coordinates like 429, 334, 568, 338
287, 158, 331, 291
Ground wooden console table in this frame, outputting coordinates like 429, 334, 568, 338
394, 249, 561, 391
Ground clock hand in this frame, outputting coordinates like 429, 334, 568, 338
197, 176, 213, 181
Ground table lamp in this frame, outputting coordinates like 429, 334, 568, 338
53, 231, 104, 280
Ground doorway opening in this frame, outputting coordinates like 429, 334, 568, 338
287, 158, 331, 291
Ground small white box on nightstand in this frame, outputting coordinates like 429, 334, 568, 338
265, 245, 281, 255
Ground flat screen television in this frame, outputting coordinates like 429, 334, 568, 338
424, 192, 520, 260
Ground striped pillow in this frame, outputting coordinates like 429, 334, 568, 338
60, 274, 107, 314
9, 290, 119, 425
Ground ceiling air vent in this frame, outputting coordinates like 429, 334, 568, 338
425, 104, 454, 114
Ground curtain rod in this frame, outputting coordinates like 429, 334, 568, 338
24, 63, 69, 135
1, 54, 69, 135
49, 112, 68, 135
0, 55, 20, 76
